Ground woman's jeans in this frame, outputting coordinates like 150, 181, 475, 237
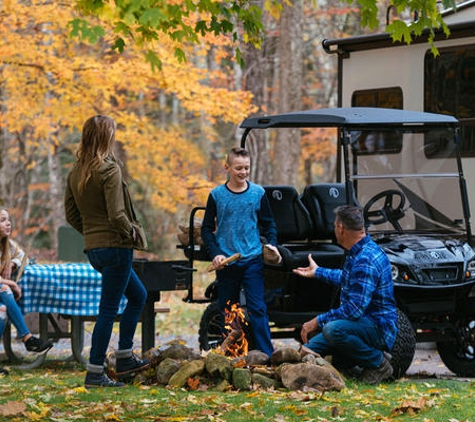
216, 257, 274, 357
87, 248, 147, 366
0, 286, 30, 340
305, 317, 387, 369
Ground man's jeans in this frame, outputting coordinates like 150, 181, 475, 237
0, 286, 30, 340
216, 257, 274, 356
87, 248, 147, 366
305, 317, 387, 369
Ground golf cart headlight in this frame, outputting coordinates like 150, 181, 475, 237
467, 260, 475, 278
391, 264, 399, 280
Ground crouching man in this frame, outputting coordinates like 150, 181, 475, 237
294, 205, 398, 384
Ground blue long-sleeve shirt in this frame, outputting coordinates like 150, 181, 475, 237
315, 234, 398, 350
201, 181, 278, 260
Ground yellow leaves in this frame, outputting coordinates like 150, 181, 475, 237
72, 386, 88, 394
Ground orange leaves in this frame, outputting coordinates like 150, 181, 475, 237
391, 396, 433, 416
1, 0, 258, 249
0, 401, 26, 417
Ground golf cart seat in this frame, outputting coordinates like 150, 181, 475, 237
301, 183, 348, 240
263, 185, 313, 244
263, 185, 344, 270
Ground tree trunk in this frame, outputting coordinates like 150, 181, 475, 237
273, 0, 303, 186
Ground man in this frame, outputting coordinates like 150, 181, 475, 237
293, 205, 398, 384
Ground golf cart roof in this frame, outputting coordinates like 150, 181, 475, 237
240, 107, 459, 130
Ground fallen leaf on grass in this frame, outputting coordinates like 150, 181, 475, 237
392, 397, 428, 416
0, 400, 26, 416
187, 377, 201, 390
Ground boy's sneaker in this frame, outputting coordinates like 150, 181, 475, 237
361, 353, 394, 384
116, 354, 150, 383
85, 372, 126, 389
24, 337, 53, 354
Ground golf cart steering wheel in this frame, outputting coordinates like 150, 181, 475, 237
363, 189, 406, 231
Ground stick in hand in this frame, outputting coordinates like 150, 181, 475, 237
207, 253, 242, 272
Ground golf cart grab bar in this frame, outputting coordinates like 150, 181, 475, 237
353, 173, 459, 180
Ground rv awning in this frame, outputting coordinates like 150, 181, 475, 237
322, 21, 475, 54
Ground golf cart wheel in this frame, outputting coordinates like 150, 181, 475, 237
390, 309, 416, 379
198, 301, 223, 351
437, 318, 475, 377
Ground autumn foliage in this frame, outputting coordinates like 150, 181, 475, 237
0, 0, 256, 253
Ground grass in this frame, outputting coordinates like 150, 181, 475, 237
2, 261, 475, 421
1, 363, 475, 421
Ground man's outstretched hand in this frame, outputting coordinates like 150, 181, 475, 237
293, 254, 318, 278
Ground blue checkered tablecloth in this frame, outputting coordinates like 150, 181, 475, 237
18, 263, 127, 316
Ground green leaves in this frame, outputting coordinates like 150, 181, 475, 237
68, 18, 105, 44
72, 0, 265, 66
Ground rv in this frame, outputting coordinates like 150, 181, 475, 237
322, 0, 475, 227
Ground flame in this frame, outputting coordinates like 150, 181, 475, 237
218, 302, 249, 358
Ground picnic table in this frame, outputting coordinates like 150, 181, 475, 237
2, 262, 166, 369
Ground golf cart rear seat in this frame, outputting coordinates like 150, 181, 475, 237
263, 185, 345, 270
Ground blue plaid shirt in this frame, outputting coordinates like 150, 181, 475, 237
315, 234, 398, 350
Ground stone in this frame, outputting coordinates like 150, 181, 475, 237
160, 344, 200, 361
168, 359, 205, 388
245, 350, 269, 366
252, 373, 281, 390
232, 367, 252, 390
270, 347, 302, 365
214, 379, 232, 392
205, 352, 234, 381
252, 366, 276, 379
280, 362, 345, 392
155, 358, 181, 385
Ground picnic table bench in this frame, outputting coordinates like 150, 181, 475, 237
2, 260, 192, 369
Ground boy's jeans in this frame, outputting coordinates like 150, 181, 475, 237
217, 257, 274, 357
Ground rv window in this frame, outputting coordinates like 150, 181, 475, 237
424, 45, 475, 158
352, 87, 403, 109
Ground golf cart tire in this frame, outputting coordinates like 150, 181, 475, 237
436, 317, 475, 377
390, 309, 416, 379
198, 300, 255, 352
199, 301, 223, 351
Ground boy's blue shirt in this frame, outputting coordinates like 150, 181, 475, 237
201, 181, 278, 260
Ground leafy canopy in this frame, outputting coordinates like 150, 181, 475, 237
72, 0, 458, 66
72, 0, 266, 68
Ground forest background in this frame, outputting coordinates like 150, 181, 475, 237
0, 0, 438, 260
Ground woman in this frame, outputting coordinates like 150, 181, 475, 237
64, 115, 149, 388
0, 209, 53, 375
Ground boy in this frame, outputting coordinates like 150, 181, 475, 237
201, 147, 281, 357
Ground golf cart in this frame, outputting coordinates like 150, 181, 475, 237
182, 107, 475, 378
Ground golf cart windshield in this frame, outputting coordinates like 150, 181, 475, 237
240, 107, 469, 239
348, 127, 466, 236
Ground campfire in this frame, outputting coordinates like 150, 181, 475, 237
218, 302, 249, 357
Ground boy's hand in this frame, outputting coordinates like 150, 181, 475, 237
263, 244, 282, 265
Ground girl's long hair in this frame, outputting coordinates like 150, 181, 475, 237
0, 209, 11, 275
76, 115, 117, 193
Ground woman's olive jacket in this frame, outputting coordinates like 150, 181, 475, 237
64, 158, 137, 251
